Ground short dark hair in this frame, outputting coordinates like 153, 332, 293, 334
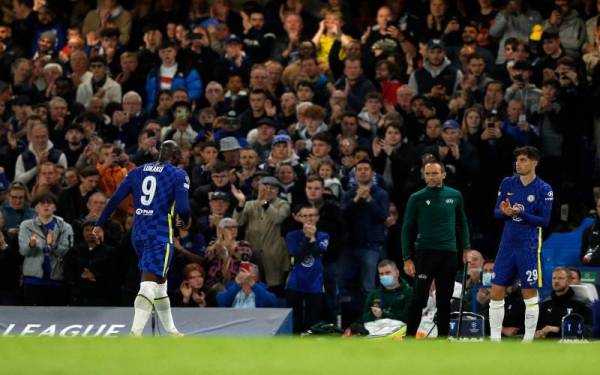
293, 201, 318, 214
306, 174, 324, 186
513, 146, 540, 161
79, 166, 99, 178
89, 55, 107, 66
31, 192, 57, 207
311, 132, 333, 145
211, 160, 229, 174
354, 158, 373, 169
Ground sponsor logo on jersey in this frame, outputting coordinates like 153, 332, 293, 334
184, 175, 190, 190
545, 191, 554, 201
445, 199, 454, 204
135, 208, 154, 216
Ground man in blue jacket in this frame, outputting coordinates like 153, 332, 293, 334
286, 203, 329, 333
339, 159, 389, 325
145, 41, 203, 112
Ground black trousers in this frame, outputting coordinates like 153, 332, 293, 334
23, 284, 67, 306
406, 250, 458, 336
286, 290, 324, 333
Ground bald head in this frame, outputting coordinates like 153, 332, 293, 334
158, 140, 181, 164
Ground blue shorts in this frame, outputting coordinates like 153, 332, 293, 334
492, 245, 542, 289
133, 240, 174, 278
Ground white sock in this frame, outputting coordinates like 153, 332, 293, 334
154, 282, 179, 334
131, 281, 157, 336
489, 299, 505, 341
523, 295, 539, 342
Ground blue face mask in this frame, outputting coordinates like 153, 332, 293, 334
380, 275, 395, 288
482, 272, 493, 287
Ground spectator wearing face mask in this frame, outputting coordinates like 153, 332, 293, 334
362, 259, 412, 323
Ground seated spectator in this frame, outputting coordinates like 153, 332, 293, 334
535, 267, 592, 338
18, 192, 74, 306
216, 262, 278, 308
172, 263, 208, 307
72, 191, 122, 248
363, 260, 412, 324
76, 55, 122, 107
64, 220, 117, 306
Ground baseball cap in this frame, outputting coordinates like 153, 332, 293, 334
442, 119, 460, 130
427, 39, 444, 51
225, 34, 242, 45
209, 191, 231, 201
256, 117, 278, 129
220, 137, 241, 152
259, 176, 282, 188
224, 110, 240, 126
272, 134, 291, 145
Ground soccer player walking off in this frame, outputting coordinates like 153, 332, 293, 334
93, 141, 191, 336
489, 146, 553, 342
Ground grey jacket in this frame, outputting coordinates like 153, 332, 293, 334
19, 216, 74, 281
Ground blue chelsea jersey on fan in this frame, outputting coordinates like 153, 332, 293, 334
96, 162, 191, 243
494, 175, 553, 249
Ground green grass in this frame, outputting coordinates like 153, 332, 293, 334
1, 337, 599, 374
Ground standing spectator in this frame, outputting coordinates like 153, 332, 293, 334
18, 193, 74, 306
408, 39, 463, 98
1, 181, 34, 241
56, 166, 99, 224
489, 0, 542, 65
76, 55, 122, 107
82, 0, 132, 47
232, 176, 290, 293
286, 203, 329, 333
334, 58, 377, 113
14, 118, 68, 187
64, 220, 117, 306
504, 60, 541, 116
339, 160, 389, 323
543, 0, 585, 56
402, 160, 470, 337
145, 41, 202, 112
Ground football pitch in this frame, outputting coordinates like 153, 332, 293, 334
1, 337, 599, 374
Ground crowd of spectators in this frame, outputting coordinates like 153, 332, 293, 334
0, 0, 599, 334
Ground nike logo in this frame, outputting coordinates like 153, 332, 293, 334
507, 192, 514, 196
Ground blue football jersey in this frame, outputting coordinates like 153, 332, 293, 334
494, 175, 553, 249
96, 162, 191, 243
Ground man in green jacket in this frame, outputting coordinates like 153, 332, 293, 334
363, 260, 412, 323
401, 161, 470, 337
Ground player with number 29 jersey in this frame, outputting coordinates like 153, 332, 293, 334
96, 162, 191, 276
